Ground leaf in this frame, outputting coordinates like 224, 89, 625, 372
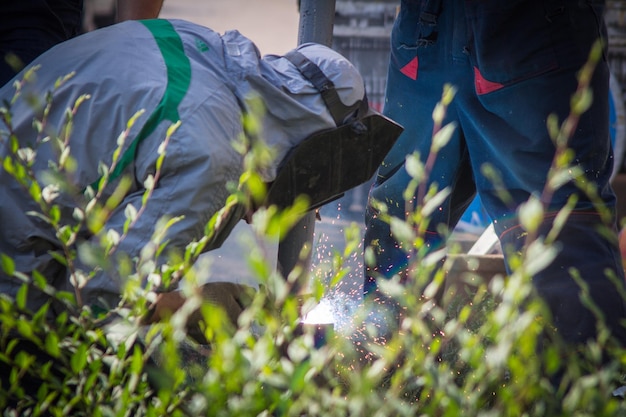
405, 153, 424, 180
549, 165, 580, 191
441, 83, 457, 106
155, 152, 165, 171
57, 225, 75, 246
14, 350, 35, 371
73, 207, 85, 222
432, 102, 445, 126
143, 174, 155, 191
389, 217, 415, 247
16, 146, 35, 163
124, 202, 138, 220
546, 113, 560, 141
2, 156, 15, 175
289, 361, 311, 392
127, 108, 146, 130
0, 253, 15, 275
130, 344, 144, 374
16, 284, 28, 310
16, 318, 33, 339
59, 145, 71, 167
32, 302, 49, 326
329, 267, 349, 289
524, 240, 558, 276
29, 181, 42, 203
165, 119, 182, 139
431, 122, 457, 153
70, 343, 88, 373
45, 332, 60, 358
571, 87, 593, 115
74, 93, 91, 110
49, 204, 61, 223
364, 246, 376, 267
421, 187, 450, 218
518, 196, 544, 234
32, 270, 50, 288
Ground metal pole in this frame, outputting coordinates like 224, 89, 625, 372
297, 0, 336, 46
277, 0, 336, 292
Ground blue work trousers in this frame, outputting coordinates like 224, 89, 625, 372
364, 0, 626, 346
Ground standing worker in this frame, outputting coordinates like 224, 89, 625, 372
364, 0, 626, 361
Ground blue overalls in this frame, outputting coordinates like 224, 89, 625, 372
364, 0, 626, 346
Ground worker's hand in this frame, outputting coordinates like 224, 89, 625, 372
144, 282, 256, 343
197, 282, 256, 326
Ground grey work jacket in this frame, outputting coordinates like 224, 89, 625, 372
0, 19, 361, 312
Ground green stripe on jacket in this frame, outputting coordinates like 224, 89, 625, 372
91, 19, 191, 191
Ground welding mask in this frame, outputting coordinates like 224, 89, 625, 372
264, 49, 404, 210
205, 47, 403, 251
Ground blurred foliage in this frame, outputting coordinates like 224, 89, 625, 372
1, 48, 626, 416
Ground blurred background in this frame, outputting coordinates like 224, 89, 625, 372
83, 0, 300, 55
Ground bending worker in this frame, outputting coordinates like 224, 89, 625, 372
0, 18, 398, 319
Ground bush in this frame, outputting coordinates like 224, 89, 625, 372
1, 50, 626, 416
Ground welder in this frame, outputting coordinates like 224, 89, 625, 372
0, 18, 400, 322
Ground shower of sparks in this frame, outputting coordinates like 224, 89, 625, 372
303, 201, 367, 334
300, 298, 335, 324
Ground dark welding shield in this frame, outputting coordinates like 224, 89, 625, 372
204, 50, 402, 251
264, 50, 403, 211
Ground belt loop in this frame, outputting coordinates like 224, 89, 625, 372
417, 0, 443, 46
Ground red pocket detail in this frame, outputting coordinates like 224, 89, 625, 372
400, 57, 419, 80
474, 67, 504, 94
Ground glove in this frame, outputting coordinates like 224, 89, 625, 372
144, 282, 255, 344
198, 281, 255, 326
